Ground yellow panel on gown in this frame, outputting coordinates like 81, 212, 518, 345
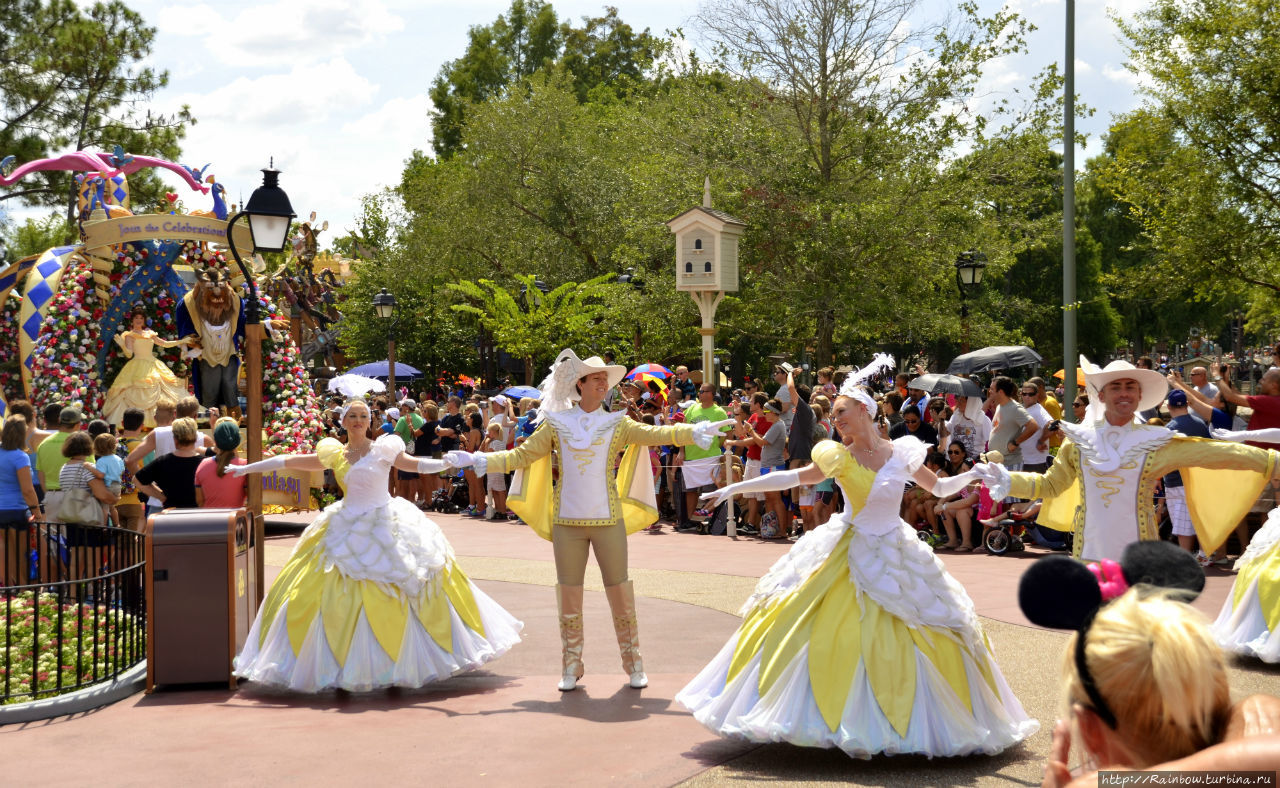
1213, 506, 1280, 662
677, 438, 1037, 758
234, 435, 522, 691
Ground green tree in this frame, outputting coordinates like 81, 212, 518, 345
695, 0, 1037, 364
1109, 0, 1280, 295
0, 211, 75, 260
448, 272, 620, 383
0, 0, 195, 221
427, 0, 660, 158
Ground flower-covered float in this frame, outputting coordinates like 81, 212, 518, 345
0, 150, 326, 492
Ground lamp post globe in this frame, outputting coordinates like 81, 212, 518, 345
954, 250, 988, 290
242, 167, 296, 253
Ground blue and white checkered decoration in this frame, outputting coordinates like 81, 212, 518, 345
18, 245, 79, 394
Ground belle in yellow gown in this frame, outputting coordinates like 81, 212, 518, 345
102, 311, 191, 426
678, 397, 1036, 758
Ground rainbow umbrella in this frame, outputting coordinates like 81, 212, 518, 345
626, 363, 673, 380
629, 373, 667, 391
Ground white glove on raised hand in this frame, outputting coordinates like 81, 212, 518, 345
230, 455, 288, 476
1212, 427, 1280, 444
972, 462, 1012, 501
691, 418, 736, 450
416, 457, 449, 474
445, 450, 487, 476
699, 468, 803, 510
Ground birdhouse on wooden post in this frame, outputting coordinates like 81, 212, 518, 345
667, 178, 746, 293
666, 177, 747, 536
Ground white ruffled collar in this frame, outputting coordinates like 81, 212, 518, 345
1060, 419, 1172, 472
543, 406, 625, 449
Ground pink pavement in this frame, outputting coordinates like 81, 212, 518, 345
0, 511, 1250, 786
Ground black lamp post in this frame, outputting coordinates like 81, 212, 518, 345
373, 288, 397, 397
615, 268, 645, 355
954, 250, 987, 353
225, 163, 295, 607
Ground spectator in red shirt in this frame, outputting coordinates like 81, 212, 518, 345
1216, 364, 1280, 451
195, 418, 247, 508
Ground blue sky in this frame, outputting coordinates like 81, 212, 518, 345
7, 0, 1149, 239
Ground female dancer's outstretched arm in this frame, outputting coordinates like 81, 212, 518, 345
699, 464, 827, 509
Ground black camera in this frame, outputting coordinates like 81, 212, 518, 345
1046, 419, 1061, 433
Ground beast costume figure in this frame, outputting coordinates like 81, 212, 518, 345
176, 269, 245, 416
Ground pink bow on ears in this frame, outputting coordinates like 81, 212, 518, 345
1086, 559, 1129, 601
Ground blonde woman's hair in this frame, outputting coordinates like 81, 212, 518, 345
1062, 589, 1229, 767
170, 417, 199, 447
154, 398, 177, 418
423, 402, 439, 420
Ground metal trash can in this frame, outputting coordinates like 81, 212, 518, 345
145, 508, 258, 691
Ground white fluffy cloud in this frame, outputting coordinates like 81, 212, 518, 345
155, 0, 404, 67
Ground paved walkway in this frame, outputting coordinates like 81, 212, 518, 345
4, 511, 1279, 787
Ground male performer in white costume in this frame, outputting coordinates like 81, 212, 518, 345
979, 357, 1280, 562
447, 349, 730, 691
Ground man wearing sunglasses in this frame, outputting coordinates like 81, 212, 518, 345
1018, 383, 1054, 473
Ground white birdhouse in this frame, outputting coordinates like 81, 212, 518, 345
667, 178, 746, 293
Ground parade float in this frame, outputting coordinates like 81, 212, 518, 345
0, 149, 330, 509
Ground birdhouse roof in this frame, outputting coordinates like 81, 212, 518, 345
666, 205, 747, 232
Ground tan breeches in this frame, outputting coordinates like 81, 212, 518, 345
552, 521, 628, 587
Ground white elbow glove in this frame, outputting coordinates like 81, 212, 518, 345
691, 418, 736, 450
930, 470, 983, 499
972, 462, 1012, 501
1211, 427, 1280, 444
416, 457, 449, 474
230, 455, 287, 477
445, 450, 487, 476
699, 468, 803, 510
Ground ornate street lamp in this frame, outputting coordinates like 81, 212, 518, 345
954, 250, 987, 353
373, 288, 397, 397
615, 268, 645, 354
225, 163, 296, 606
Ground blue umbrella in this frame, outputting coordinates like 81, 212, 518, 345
503, 385, 543, 399
345, 360, 423, 378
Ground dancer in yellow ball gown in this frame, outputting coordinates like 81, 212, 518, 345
102, 307, 192, 427
677, 356, 1037, 758
231, 394, 522, 692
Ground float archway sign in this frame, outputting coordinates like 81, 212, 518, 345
0, 149, 327, 500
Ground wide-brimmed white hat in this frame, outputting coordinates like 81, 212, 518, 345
535, 348, 628, 420
1080, 355, 1168, 415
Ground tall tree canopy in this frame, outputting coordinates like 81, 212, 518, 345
428, 0, 660, 158
0, 0, 194, 221
1107, 0, 1280, 296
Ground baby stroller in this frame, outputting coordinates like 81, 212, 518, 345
911, 522, 946, 550
429, 472, 470, 514
983, 517, 1027, 555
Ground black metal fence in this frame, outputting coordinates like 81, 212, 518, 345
1, 522, 146, 704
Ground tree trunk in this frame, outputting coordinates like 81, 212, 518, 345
815, 308, 836, 368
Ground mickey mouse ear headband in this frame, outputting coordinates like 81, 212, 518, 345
1018, 541, 1204, 728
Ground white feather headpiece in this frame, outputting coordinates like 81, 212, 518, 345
535, 349, 586, 423
837, 353, 896, 415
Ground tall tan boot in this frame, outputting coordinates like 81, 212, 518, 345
605, 580, 647, 688
556, 584, 585, 691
